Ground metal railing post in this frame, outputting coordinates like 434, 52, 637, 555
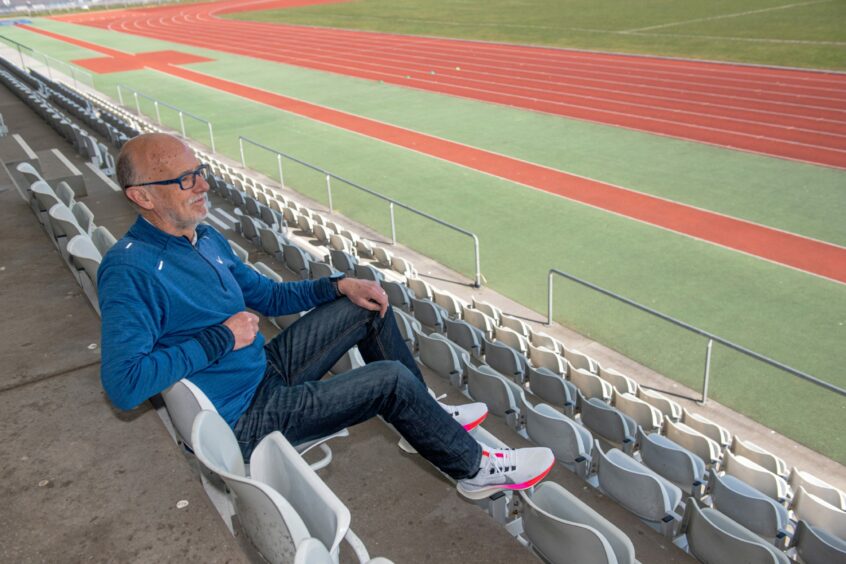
239, 137, 246, 167
325, 174, 333, 212
547, 271, 554, 325
133, 91, 141, 115
208, 122, 215, 154
277, 153, 285, 187
472, 234, 481, 288
117, 85, 124, 107
154, 100, 161, 124
178, 111, 186, 137
389, 202, 397, 244
15, 44, 23, 69
69, 65, 77, 89
700, 338, 714, 405
44, 54, 52, 80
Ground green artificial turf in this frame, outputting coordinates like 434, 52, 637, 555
4, 21, 844, 463
224, 0, 846, 70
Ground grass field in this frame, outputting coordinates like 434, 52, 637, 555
2, 13, 844, 464
225, 0, 846, 70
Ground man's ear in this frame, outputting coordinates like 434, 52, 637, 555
125, 186, 155, 210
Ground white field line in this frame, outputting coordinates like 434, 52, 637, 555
623, 0, 832, 33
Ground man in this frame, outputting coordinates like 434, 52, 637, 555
98, 132, 553, 500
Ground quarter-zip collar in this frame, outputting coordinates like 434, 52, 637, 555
128, 215, 209, 249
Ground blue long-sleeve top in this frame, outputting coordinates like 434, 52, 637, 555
97, 216, 337, 427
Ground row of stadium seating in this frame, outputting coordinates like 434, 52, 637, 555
4, 54, 843, 564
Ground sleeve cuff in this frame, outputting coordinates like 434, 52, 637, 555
193, 324, 235, 364
314, 276, 338, 304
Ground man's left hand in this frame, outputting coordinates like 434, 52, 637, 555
337, 278, 389, 317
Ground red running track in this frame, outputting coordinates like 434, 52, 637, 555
19, 22, 846, 284
55, 0, 846, 169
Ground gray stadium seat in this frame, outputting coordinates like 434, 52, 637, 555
494, 325, 528, 355
790, 519, 846, 564
466, 363, 523, 430
638, 430, 706, 496
732, 437, 788, 479
709, 470, 789, 545
788, 468, 846, 510
381, 280, 413, 312
520, 394, 591, 478
483, 337, 525, 383
353, 263, 383, 282
527, 365, 577, 417
445, 318, 483, 360
91, 225, 117, 256
570, 367, 613, 403
596, 442, 682, 534
614, 392, 662, 434
679, 503, 790, 564
499, 314, 530, 337
283, 244, 313, 280
579, 394, 636, 454
406, 277, 433, 301
520, 481, 636, 564
600, 367, 638, 396
682, 408, 731, 448
792, 486, 846, 540
528, 344, 566, 375
637, 388, 682, 422
328, 249, 357, 278
416, 330, 465, 388
722, 449, 789, 503
664, 418, 721, 466
410, 298, 446, 333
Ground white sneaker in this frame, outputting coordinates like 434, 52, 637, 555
457, 445, 555, 500
398, 400, 489, 454
440, 400, 488, 431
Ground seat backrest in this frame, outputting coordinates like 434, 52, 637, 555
381, 280, 411, 311
240, 215, 260, 240
255, 261, 284, 282
329, 233, 353, 254
30, 180, 61, 213
354, 263, 382, 282
564, 348, 598, 374
308, 260, 336, 280
445, 318, 482, 358
600, 367, 637, 396
391, 256, 416, 278
682, 408, 731, 448
500, 314, 530, 337
639, 431, 705, 495
789, 468, 846, 510
467, 363, 519, 417
328, 250, 357, 277
527, 365, 576, 412
521, 394, 590, 467
580, 397, 635, 449
431, 288, 463, 319
91, 225, 117, 256
722, 449, 788, 502
48, 201, 84, 240
528, 344, 566, 375
596, 443, 681, 522
55, 180, 75, 206
680, 503, 789, 564
313, 223, 334, 245
354, 238, 373, 258
406, 277, 432, 301
710, 471, 788, 541
471, 297, 502, 324
521, 482, 635, 564
417, 330, 461, 381
259, 227, 283, 255
251, 431, 351, 560
495, 325, 528, 354
461, 306, 495, 340
570, 367, 612, 402
283, 244, 312, 280
66, 234, 103, 287
373, 245, 392, 268
192, 411, 310, 564
484, 338, 524, 382
410, 298, 444, 333
162, 379, 217, 450
732, 437, 788, 478
71, 201, 94, 234
792, 486, 846, 539
529, 331, 560, 354
791, 520, 846, 564
614, 392, 662, 433
637, 388, 682, 421
664, 418, 721, 466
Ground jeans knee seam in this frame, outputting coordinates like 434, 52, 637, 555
288, 315, 370, 383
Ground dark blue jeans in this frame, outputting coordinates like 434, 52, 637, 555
234, 298, 482, 480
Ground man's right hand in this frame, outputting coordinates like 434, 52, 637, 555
223, 311, 260, 350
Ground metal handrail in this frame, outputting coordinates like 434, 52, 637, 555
116, 84, 216, 153
0, 34, 32, 68
239, 135, 482, 287
0, 35, 94, 90
547, 268, 845, 402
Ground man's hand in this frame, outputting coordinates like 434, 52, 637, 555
223, 311, 260, 350
338, 278, 389, 317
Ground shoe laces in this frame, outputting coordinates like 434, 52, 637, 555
483, 448, 517, 476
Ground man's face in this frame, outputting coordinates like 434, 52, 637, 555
129, 137, 209, 237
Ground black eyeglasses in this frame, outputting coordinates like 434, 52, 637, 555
128, 163, 210, 191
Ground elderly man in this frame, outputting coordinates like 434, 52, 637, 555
97, 132, 553, 499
